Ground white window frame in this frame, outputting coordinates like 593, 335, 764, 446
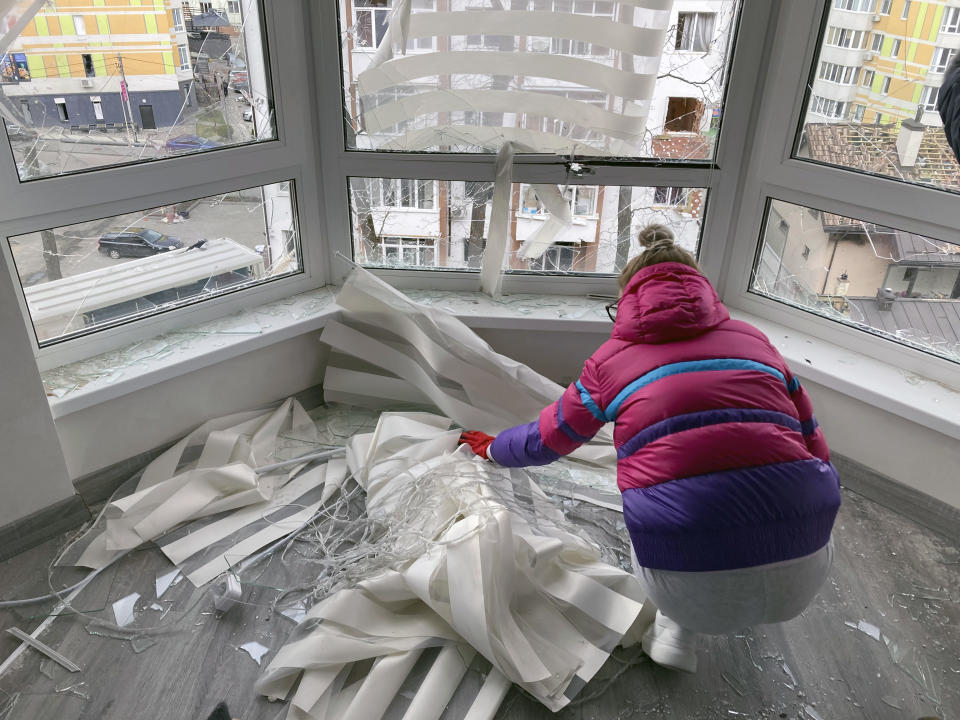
228, 0, 241, 14
371, 177, 437, 210
942, 7, 960, 34
377, 236, 438, 267
177, 44, 190, 70
827, 26, 867, 49
315, 1, 765, 297
810, 95, 847, 119
919, 84, 939, 112
676, 11, 717, 53
878, 0, 891, 15
652, 186, 691, 208
722, 0, 960, 388
0, 3, 326, 370
833, 0, 874, 12
818, 61, 859, 85
861, 68, 874, 87
900, 0, 910, 20
172, 8, 184, 32
73, 14, 86, 36
870, 32, 883, 52
353, 1, 391, 50
931, 46, 955, 73
888, 38, 901, 58
881, 75, 891, 93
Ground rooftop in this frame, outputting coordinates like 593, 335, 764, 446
804, 122, 960, 228
847, 296, 960, 356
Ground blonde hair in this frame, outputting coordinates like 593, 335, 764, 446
617, 224, 699, 291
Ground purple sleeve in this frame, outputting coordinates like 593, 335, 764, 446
488, 420, 561, 467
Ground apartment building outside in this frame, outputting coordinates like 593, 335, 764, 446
342, 0, 735, 275
811, 0, 960, 127
2, 0, 194, 130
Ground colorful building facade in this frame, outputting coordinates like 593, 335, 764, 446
2, 0, 194, 129
811, 0, 960, 127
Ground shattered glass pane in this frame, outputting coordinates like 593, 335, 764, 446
338, 0, 740, 160
7, 181, 300, 346
794, 2, 960, 194
349, 177, 706, 274
1, 1, 275, 181
752, 199, 960, 364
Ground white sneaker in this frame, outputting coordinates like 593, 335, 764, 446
641, 611, 698, 673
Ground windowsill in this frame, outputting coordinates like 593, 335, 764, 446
731, 309, 960, 443
43, 286, 611, 419
43, 286, 339, 419
42, 286, 960, 444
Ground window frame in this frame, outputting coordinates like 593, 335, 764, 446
0, 1, 328, 370
313, 0, 768, 296
720, 0, 960, 387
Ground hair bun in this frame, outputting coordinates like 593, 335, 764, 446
638, 224, 675, 249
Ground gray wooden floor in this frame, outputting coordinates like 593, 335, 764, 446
1, 487, 957, 720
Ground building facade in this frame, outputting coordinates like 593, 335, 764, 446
2, 0, 194, 130
342, 0, 734, 274
810, 0, 960, 127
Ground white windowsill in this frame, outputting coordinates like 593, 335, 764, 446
43, 287, 960, 444
43, 286, 611, 419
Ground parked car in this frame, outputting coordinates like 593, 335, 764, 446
98, 228, 182, 259
164, 134, 220, 152
242, 107, 253, 122
229, 70, 249, 93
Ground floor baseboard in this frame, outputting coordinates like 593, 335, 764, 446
0, 495, 90, 563
833, 453, 960, 545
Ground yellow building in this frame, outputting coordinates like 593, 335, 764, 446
811, 0, 959, 127
2, 0, 194, 129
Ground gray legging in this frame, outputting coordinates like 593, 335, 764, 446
633, 539, 834, 635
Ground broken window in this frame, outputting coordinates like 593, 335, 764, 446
339, 0, 740, 160
354, 0, 391, 48
752, 199, 960, 364
349, 177, 706, 275
795, 2, 960, 195
1, 1, 276, 181
665, 97, 702, 133
6, 182, 301, 346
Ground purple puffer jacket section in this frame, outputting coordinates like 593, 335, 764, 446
489, 262, 841, 572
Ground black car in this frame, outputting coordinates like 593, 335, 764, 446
98, 228, 183, 259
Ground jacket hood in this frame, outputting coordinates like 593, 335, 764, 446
612, 262, 729, 343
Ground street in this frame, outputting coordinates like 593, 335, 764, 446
9, 193, 270, 288
8, 82, 258, 177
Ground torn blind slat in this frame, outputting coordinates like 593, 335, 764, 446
352, 3, 672, 157
358, 51, 660, 100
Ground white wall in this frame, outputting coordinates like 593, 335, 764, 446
803, 378, 960, 510
0, 252, 74, 525
55, 330, 329, 480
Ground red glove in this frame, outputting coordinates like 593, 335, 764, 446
460, 431, 495, 460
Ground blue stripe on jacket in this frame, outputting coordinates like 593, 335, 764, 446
556, 397, 593, 443
616, 407, 803, 459
575, 380, 606, 422
604, 359, 790, 420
